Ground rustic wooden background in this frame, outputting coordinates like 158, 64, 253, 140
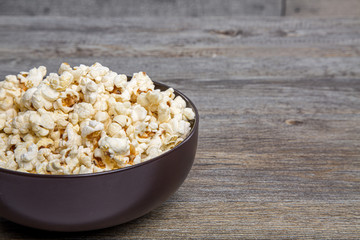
0, 0, 359, 239
1, 0, 360, 17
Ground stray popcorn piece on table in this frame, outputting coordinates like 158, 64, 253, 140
0, 63, 195, 175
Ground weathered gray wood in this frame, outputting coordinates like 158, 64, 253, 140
286, 0, 360, 17
0, 0, 283, 17
0, 17, 359, 80
0, 16, 360, 239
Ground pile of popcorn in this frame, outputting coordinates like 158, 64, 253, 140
0, 63, 195, 174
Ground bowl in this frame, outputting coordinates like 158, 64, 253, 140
0, 80, 199, 232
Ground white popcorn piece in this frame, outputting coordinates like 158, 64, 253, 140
53, 110, 69, 128
170, 96, 186, 115
37, 148, 51, 162
107, 122, 126, 138
77, 146, 93, 168
86, 79, 98, 92
24, 66, 47, 89
78, 165, 93, 174
88, 62, 110, 82
58, 62, 72, 75
49, 71, 74, 91
81, 120, 104, 138
114, 74, 127, 88
148, 121, 158, 131
99, 135, 130, 158
114, 101, 131, 116
19, 143, 38, 165
4, 75, 19, 91
102, 71, 117, 92
0, 95, 14, 111
127, 72, 154, 95
14, 142, 34, 171
93, 94, 109, 111
119, 89, 131, 102
94, 111, 109, 123
47, 159, 63, 173
0, 151, 17, 170
137, 89, 163, 111
113, 115, 130, 127
68, 112, 79, 125
0, 113, 7, 130
0, 88, 6, 100
0, 62, 195, 175
55, 88, 80, 113
131, 105, 147, 122
183, 107, 195, 120
36, 137, 54, 149
158, 102, 171, 123
31, 84, 56, 110
60, 123, 81, 148
74, 102, 95, 121
42, 86, 60, 102
163, 88, 175, 99
37, 109, 55, 130
7, 134, 21, 150
34, 161, 48, 174
20, 87, 37, 110
81, 79, 99, 104
29, 111, 52, 137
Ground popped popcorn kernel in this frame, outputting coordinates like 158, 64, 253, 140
0, 63, 195, 174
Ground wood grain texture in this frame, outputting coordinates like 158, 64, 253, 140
0, 0, 282, 17
0, 16, 360, 239
286, 0, 360, 17
0, 17, 359, 80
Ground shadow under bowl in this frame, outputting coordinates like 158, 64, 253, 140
0, 80, 199, 232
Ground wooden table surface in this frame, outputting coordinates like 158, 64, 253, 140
0, 15, 359, 239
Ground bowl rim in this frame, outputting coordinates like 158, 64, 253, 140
0, 80, 199, 178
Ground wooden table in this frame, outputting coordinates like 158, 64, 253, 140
0, 16, 359, 239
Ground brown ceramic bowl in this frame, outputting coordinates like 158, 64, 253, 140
0, 80, 199, 232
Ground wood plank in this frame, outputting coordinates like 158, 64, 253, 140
0, 0, 283, 17
1, 202, 359, 239
1, 57, 360, 83
0, 17, 359, 80
286, 0, 360, 17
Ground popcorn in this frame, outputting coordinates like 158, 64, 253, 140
102, 71, 117, 92
19, 143, 38, 170
114, 74, 127, 88
24, 66, 47, 89
20, 87, 37, 110
99, 135, 130, 157
0, 95, 14, 111
158, 102, 171, 123
0, 63, 195, 175
131, 105, 147, 122
127, 71, 154, 95
74, 103, 95, 121
0, 151, 17, 170
81, 120, 104, 138
94, 111, 109, 123
31, 83, 56, 110
183, 108, 195, 120
107, 122, 126, 138
113, 115, 130, 127
88, 63, 109, 83
49, 71, 74, 91
55, 88, 80, 113
60, 123, 81, 148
